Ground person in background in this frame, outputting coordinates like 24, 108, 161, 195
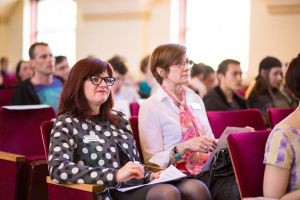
263, 54, 300, 199
138, 55, 157, 98
0, 57, 9, 75
12, 42, 63, 111
0, 56, 16, 88
108, 55, 140, 116
203, 59, 246, 111
49, 57, 209, 200
188, 63, 208, 97
54, 55, 70, 83
201, 64, 218, 93
15, 60, 34, 83
247, 56, 294, 123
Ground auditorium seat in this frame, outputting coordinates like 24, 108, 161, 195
0, 106, 55, 200
228, 130, 271, 198
207, 109, 267, 138
267, 108, 295, 128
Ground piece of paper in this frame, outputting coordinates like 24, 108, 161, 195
2, 105, 50, 110
117, 165, 186, 192
216, 126, 251, 151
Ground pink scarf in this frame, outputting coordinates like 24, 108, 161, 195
163, 86, 209, 175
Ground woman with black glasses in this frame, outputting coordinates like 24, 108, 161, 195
48, 57, 209, 200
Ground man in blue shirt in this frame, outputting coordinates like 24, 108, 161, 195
12, 42, 62, 111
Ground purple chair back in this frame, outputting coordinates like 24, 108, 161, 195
0, 88, 14, 106
267, 108, 295, 128
129, 102, 140, 116
227, 130, 271, 198
0, 107, 55, 156
129, 116, 144, 162
40, 120, 54, 159
207, 109, 266, 138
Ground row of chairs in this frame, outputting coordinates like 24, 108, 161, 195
0, 106, 293, 200
130, 101, 294, 130
42, 120, 269, 200
121, 114, 272, 199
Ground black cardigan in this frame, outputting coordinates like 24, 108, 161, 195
203, 86, 247, 111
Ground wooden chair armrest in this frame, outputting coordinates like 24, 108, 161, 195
145, 165, 164, 172
46, 176, 105, 192
0, 151, 26, 162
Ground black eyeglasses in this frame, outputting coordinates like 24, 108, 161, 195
89, 76, 116, 86
172, 59, 194, 68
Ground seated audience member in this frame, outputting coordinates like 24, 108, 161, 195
0, 56, 9, 76
203, 59, 246, 111
15, 60, 34, 83
263, 54, 300, 199
1, 56, 16, 87
54, 55, 70, 82
188, 62, 208, 97
201, 64, 218, 93
108, 55, 140, 116
138, 55, 157, 98
48, 57, 210, 200
139, 43, 216, 173
12, 42, 63, 111
0, 72, 3, 89
247, 56, 294, 122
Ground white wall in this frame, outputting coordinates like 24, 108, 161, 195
76, 0, 171, 79
248, 0, 300, 80
0, 0, 24, 72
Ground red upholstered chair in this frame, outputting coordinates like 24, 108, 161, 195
207, 109, 267, 138
227, 130, 271, 198
129, 116, 144, 162
0, 106, 55, 200
129, 102, 140, 116
3, 74, 17, 87
40, 121, 54, 158
129, 116, 169, 172
267, 108, 295, 128
0, 88, 14, 106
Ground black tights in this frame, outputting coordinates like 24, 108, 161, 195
109, 179, 211, 200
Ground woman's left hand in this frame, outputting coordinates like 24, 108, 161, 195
149, 172, 161, 181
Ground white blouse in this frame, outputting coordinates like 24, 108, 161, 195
138, 86, 214, 168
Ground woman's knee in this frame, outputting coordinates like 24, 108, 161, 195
147, 184, 181, 200
178, 179, 211, 200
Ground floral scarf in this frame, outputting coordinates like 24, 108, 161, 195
163, 86, 209, 175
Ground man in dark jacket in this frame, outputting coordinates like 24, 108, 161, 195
203, 59, 246, 111
12, 42, 62, 111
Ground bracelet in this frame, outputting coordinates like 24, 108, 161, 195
172, 146, 181, 160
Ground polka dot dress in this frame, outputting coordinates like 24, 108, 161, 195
48, 111, 142, 190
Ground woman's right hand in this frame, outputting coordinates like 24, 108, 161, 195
115, 161, 145, 182
177, 136, 217, 153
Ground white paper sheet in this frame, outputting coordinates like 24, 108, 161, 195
2, 104, 50, 110
216, 126, 251, 150
117, 165, 186, 192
